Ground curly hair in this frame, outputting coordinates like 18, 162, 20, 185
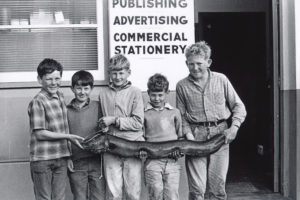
185, 41, 211, 60
147, 73, 169, 92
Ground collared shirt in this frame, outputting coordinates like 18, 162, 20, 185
176, 70, 247, 135
67, 98, 101, 161
144, 102, 182, 142
98, 81, 144, 141
28, 89, 71, 161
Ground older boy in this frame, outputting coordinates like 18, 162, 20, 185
176, 41, 247, 200
67, 70, 106, 200
98, 54, 144, 200
144, 73, 183, 200
28, 58, 84, 200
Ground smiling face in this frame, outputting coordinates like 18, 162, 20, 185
72, 84, 92, 104
109, 68, 131, 87
38, 70, 61, 95
186, 55, 212, 80
148, 90, 168, 109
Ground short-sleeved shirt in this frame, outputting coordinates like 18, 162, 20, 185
28, 89, 71, 161
176, 70, 247, 135
144, 102, 182, 142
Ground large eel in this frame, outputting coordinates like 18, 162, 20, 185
81, 131, 226, 158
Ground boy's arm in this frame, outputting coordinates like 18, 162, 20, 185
223, 77, 247, 144
33, 130, 84, 148
175, 109, 183, 139
98, 89, 144, 131
176, 84, 194, 140
112, 90, 144, 131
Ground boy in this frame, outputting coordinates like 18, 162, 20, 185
67, 70, 106, 200
176, 41, 247, 200
144, 73, 183, 200
28, 58, 84, 200
98, 54, 144, 200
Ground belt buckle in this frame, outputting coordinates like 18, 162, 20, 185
208, 121, 217, 127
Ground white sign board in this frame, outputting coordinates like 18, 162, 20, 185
109, 0, 195, 90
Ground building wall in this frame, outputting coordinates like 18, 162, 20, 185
280, 0, 300, 199
0, 0, 278, 199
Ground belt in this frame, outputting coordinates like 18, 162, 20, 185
194, 119, 227, 127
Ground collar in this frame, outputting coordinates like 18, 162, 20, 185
68, 98, 90, 110
40, 88, 59, 99
108, 81, 132, 91
144, 102, 174, 111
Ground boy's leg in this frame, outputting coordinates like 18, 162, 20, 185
207, 144, 229, 200
186, 156, 207, 200
144, 160, 164, 200
186, 125, 209, 200
68, 159, 89, 200
88, 157, 106, 200
30, 160, 53, 200
163, 160, 181, 200
123, 157, 142, 200
163, 159, 180, 200
51, 158, 68, 200
207, 122, 229, 200
103, 153, 123, 200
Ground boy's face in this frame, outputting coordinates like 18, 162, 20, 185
38, 70, 61, 95
71, 84, 92, 103
148, 90, 168, 109
186, 55, 212, 80
109, 68, 131, 87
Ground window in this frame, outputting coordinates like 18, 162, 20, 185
0, 0, 105, 85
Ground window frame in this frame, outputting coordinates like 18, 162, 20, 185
0, 0, 107, 88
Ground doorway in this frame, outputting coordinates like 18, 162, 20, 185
196, 12, 276, 195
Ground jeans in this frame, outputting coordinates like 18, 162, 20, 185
30, 157, 68, 200
103, 153, 142, 200
144, 158, 181, 200
186, 122, 229, 200
68, 156, 106, 200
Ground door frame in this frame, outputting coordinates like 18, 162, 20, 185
272, 0, 280, 193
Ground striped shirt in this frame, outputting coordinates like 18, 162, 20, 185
176, 70, 246, 135
28, 89, 71, 161
144, 102, 182, 142
98, 81, 144, 141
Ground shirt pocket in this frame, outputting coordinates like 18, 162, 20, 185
213, 92, 225, 105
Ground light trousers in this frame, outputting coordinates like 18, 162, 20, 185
186, 122, 229, 200
103, 153, 142, 200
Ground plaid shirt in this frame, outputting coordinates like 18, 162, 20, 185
98, 81, 144, 141
176, 70, 246, 135
28, 89, 71, 161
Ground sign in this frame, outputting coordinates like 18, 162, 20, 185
109, 0, 195, 90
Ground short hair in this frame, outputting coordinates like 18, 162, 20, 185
71, 70, 94, 88
108, 54, 130, 71
185, 41, 211, 60
147, 73, 169, 92
37, 58, 63, 78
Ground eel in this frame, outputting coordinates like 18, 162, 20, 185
81, 131, 226, 158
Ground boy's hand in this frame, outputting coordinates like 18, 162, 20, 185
139, 150, 148, 160
186, 132, 195, 140
224, 126, 239, 144
69, 135, 84, 149
168, 149, 184, 160
98, 116, 116, 127
67, 159, 74, 172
